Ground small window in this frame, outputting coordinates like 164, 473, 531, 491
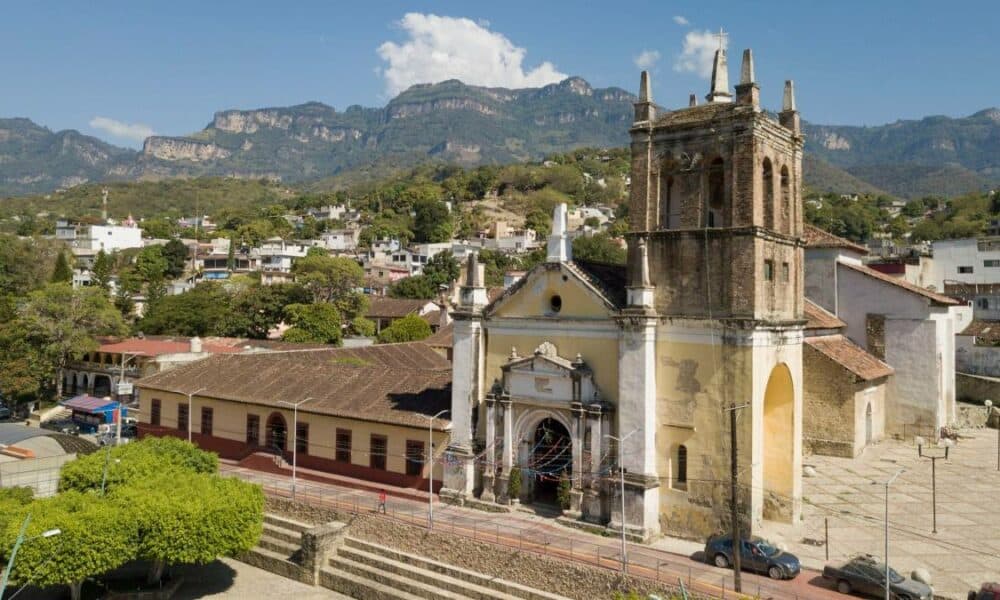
336, 429, 352, 462
676, 445, 688, 490
296, 422, 309, 455
246, 414, 260, 446
150, 399, 161, 426
781, 262, 790, 282
549, 295, 562, 313
370, 434, 387, 471
958, 266, 974, 274
985, 260, 1000, 268
405, 440, 424, 477
177, 404, 189, 432
764, 260, 775, 282
201, 407, 213, 437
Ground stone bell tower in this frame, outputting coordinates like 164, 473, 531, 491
627, 47, 804, 323
627, 43, 805, 532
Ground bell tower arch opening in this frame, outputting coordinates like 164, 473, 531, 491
762, 363, 794, 520
762, 158, 774, 229
706, 157, 725, 228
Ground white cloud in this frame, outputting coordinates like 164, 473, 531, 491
673, 15, 689, 26
673, 30, 726, 79
88, 116, 155, 142
633, 50, 661, 70
376, 13, 566, 96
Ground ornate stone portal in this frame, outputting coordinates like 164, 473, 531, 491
481, 342, 613, 523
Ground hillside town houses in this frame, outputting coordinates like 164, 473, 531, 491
16, 49, 1000, 599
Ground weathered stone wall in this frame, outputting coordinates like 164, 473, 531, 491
802, 343, 856, 457
956, 373, 1000, 406
265, 497, 691, 600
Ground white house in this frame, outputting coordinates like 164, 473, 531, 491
254, 238, 309, 273
56, 220, 143, 252
929, 237, 1000, 290
805, 225, 966, 434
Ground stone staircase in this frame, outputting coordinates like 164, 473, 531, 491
239, 513, 311, 582
320, 537, 569, 600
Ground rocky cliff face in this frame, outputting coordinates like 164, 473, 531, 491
142, 137, 231, 162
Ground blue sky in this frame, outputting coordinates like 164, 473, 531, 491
1, 1, 996, 148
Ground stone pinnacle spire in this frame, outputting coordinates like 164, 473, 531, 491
740, 49, 755, 85
706, 48, 732, 103
633, 71, 655, 122
782, 80, 796, 112
689, 94, 697, 107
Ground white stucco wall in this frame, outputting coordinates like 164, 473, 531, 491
930, 237, 1000, 289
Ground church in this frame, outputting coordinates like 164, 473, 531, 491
442, 45, 807, 541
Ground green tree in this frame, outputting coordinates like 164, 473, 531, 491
524, 208, 552, 238
423, 251, 460, 287
412, 198, 454, 243
51, 251, 73, 283
222, 283, 311, 339
0, 491, 137, 600
91, 250, 113, 291
162, 239, 190, 279
572, 233, 626, 264
13, 284, 126, 398
348, 316, 376, 337
59, 436, 218, 494
388, 275, 439, 299
114, 267, 141, 318
292, 255, 366, 320
0, 322, 51, 406
137, 283, 232, 336
281, 303, 343, 345
377, 313, 432, 343
111, 471, 263, 584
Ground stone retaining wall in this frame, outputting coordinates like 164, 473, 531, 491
264, 497, 689, 600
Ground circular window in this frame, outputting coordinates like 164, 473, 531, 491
549, 295, 562, 313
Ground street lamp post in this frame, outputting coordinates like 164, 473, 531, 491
0, 515, 61, 597
605, 428, 639, 576
420, 409, 449, 529
185, 387, 206, 443
914, 436, 953, 534
872, 468, 904, 600
985, 400, 999, 471
277, 397, 313, 500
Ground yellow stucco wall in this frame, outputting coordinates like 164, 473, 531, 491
138, 390, 449, 479
492, 268, 612, 320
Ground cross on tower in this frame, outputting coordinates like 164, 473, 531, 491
714, 28, 728, 51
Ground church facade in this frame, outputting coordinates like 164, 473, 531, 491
442, 46, 806, 541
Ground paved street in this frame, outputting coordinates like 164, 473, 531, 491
761, 428, 1000, 599
222, 462, 845, 600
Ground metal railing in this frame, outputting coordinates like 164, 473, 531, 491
224, 467, 812, 600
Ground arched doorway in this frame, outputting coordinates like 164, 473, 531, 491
266, 413, 287, 453
528, 418, 572, 506
81, 375, 89, 395
865, 403, 873, 446
93, 375, 112, 398
763, 363, 794, 520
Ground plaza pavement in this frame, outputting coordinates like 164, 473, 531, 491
760, 427, 1000, 599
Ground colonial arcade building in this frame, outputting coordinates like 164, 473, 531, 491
442, 47, 806, 541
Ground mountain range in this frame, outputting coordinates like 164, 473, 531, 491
2, 78, 998, 199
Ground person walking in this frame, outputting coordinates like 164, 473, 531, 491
377, 488, 387, 514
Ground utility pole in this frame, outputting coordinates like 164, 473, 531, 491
421, 409, 449, 529
725, 402, 748, 593
605, 428, 640, 576
873, 468, 904, 600
185, 388, 206, 443
116, 352, 136, 446
277, 397, 313, 500
986, 400, 999, 471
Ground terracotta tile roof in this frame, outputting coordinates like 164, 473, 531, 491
803, 224, 869, 255
424, 323, 454, 349
366, 297, 433, 319
135, 342, 452, 430
97, 337, 246, 357
839, 261, 960, 306
957, 320, 1000, 345
805, 334, 894, 381
804, 299, 846, 331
